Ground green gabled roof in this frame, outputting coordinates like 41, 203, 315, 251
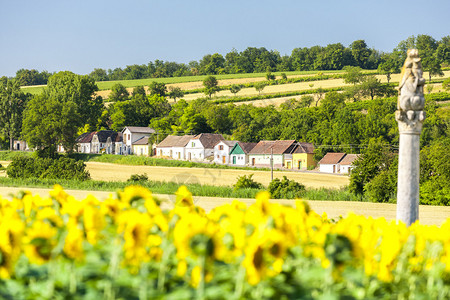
230, 142, 257, 155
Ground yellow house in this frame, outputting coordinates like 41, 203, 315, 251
132, 137, 150, 156
285, 142, 316, 170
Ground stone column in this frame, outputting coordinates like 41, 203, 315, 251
395, 49, 426, 226
396, 111, 424, 225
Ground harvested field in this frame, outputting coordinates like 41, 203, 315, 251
84, 162, 348, 188
0, 160, 348, 188
0, 186, 448, 226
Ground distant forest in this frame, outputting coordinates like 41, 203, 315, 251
7, 34, 450, 86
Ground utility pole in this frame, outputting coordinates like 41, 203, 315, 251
270, 146, 273, 181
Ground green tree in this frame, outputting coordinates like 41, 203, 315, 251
168, 86, 184, 102
377, 54, 401, 83
426, 56, 444, 82
0, 79, 30, 150
148, 81, 167, 97
442, 78, 450, 91
343, 66, 364, 85
350, 40, 371, 68
358, 75, 384, 100
266, 72, 275, 81
109, 83, 129, 102
22, 72, 101, 156
229, 84, 242, 96
254, 82, 267, 95
349, 141, 395, 197
132, 86, 146, 98
203, 76, 219, 98
89, 68, 109, 81
420, 137, 450, 205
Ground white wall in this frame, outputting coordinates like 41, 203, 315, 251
185, 139, 205, 161
248, 154, 283, 166
230, 154, 247, 166
320, 164, 339, 173
213, 142, 231, 164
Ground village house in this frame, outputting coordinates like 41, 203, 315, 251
318, 152, 347, 173
12, 140, 30, 151
155, 135, 194, 160
291, 142, 316, 170
91, 130, 118, 154
339, 154, 359, 174
248, 140, 297, 168
122, 126, 155, 155
113, 132, 124, 155
213, 140, 238, 164
185, 133, 224, 161
76, 132, 95, 153
132, 136, 150, 156
229, 142, 257, 166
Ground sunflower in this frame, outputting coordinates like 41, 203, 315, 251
24, 221, 57, 265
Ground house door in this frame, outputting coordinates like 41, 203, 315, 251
222, 156, 226, 164
188, 152, 191, 161
333, 165, 336, 173
252, 158, 255, 166
232, 156, 236, 164
298, 161, 302, 169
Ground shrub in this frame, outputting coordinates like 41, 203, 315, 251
128, 173, 149, 182
233, 174, 264, 190
268, 176, 305, 199
6, 156, 90, 180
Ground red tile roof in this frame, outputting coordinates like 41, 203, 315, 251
192, 133, 225, 149
318, 153, 347, 165
123, 126, 156, 134
76, 132, 95, 143
249, 140, 296, 155
293, 142, 315, 154
339, 154, 359, 165
157, 135, 194, 148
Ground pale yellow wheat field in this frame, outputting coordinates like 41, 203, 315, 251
84, 162, 349, 189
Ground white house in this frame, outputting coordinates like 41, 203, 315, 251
132, 137, 150, 156
213, 140, 237, 164
122, 126, 155, 155
318, 153, 347, 173
91, 131, 117, 154
229, 142, 257, 166
185, 133, 224, 161
113, 133, 124, 155
248, 140, 297, 168
12, 140, 30, 151
76, 132, 95, 153
155, 135, 194, 160
339, 154, 359, 174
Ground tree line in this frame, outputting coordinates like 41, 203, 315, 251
7, 35, 450, 86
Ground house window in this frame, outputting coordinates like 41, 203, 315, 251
217, 155, 219, 158
219, 145, 224, 150
191, 142, 195, 147
128, 135, 130, 141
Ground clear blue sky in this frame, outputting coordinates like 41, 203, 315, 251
1, 0, 449, 77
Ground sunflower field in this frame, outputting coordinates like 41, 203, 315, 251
0, 185, 449, 299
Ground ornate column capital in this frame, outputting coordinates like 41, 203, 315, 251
395, 110, 426, 134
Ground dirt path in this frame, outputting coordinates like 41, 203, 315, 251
0, 186, 448, 226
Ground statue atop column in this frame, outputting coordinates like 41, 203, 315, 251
395, 49, 426, 133
396, 49, 426, 226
